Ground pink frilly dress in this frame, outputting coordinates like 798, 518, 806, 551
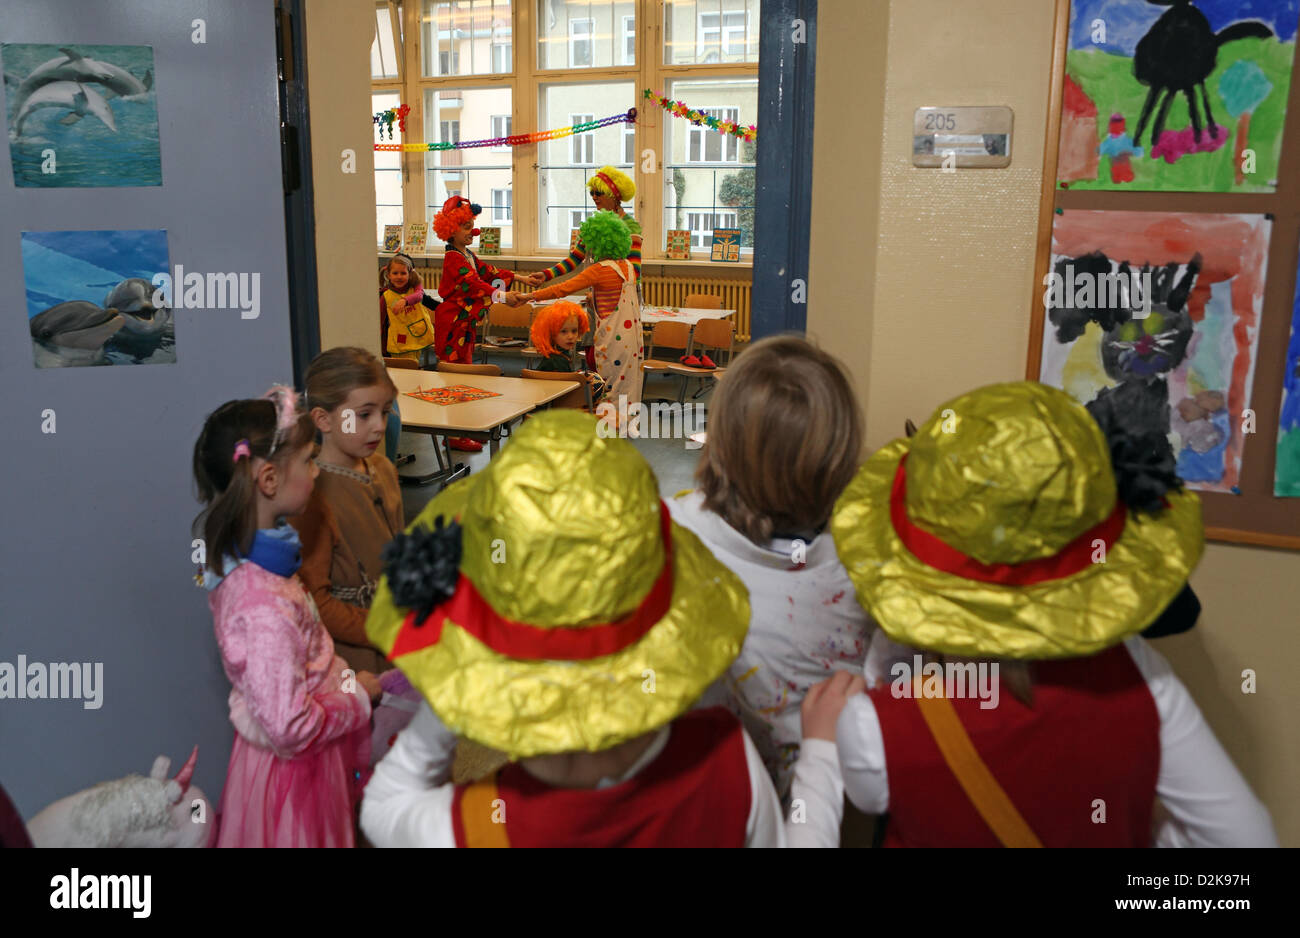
209, 563, 372, 847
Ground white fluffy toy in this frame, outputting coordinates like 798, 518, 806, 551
26, 747, 214, 847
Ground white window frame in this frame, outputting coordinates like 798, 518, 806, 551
622, 15, 636, 65
570, 208, 594, 230
569, 18, 594, 68
490, 188, 513, 223
491, 24, 512, 73
491, 114, 511, 151
571, 112, 595, 165
687, 106, 740, 163
697, 10, 749, 61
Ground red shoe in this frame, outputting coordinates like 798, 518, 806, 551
448, 438, 483, 452
699, 354, 716, 369
679, 355, 703, 367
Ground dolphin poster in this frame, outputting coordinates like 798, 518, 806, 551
2, 43, 160, 187
23, 229, 175, 369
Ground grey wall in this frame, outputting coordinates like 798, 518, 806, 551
0, 0, 293, 817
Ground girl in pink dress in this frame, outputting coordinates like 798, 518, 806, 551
193, 386, 383, 847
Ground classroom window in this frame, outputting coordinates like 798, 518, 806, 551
371, 2, 403, 79
491, 188, 513, 222
373, 92, 404, 246
491, 114, 511, 150
537, 1, 636, 70
426, 86, 514, 249
422, 0, 514, 77
376, 2, 756, 261
538, 82, 636, 249
665, 0, 760, 65
665, 78, 756, 254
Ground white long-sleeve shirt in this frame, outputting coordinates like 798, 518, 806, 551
783, 634, 1278, 848
667, 491, 875, 800
361, 701, 792, 847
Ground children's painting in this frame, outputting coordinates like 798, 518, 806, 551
23, 230, 174, 369
1039, 210, 1269, 493
1058, 1, 1298, 191
1276, 245, 1300, 495
3, 43, 160, 187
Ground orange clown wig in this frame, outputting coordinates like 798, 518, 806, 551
433, 196, 482, 243
530, 301, 589, 358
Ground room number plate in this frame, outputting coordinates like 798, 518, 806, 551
912, 106, 1013, 168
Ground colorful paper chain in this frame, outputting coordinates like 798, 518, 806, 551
374, 108, 637, 152
373, 104, 411, 140
643, 89, 756, 142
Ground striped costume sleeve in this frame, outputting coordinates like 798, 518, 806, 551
541, 242, 587, 282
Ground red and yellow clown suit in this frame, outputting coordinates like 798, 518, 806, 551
433, 247, 515, 364
431, 197, 515, 364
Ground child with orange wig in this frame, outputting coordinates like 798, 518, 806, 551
530, 301, 589, 373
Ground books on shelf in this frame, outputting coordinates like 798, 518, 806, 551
382, 225, 402, 253
405, 222, 427, 254
710, 228, 741, 263
478, 227, 501, 255
665, 229, 691, 260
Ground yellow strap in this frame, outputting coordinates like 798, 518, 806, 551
459, 775, 511, 848
911, 675, 1043, 848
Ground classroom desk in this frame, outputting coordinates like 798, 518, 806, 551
386, 367, 580, 483
522, 303, 735, 358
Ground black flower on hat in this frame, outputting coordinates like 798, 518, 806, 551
382, 515, 462, 625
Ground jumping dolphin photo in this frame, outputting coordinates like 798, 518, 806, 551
12, 80, 116, 136
5, 46, 152, 113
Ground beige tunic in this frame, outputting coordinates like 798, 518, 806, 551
292, 455, 404, 674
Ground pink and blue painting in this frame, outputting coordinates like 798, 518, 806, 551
23, 229, 174, 369
1276, 246, 1300, 495
1058, 0, 1298, 192
2, 43, 160, 187
1039, 210, 1269, 494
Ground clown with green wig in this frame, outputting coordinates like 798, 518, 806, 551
519, 209, 644, 416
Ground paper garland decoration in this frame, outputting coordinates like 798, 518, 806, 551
374, 104, 411, 140
643, 89, 757, 143
374, 108, 637, 152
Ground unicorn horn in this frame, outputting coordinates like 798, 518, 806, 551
173, 746, 198, 791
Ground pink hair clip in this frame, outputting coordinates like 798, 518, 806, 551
263, 384, 301, 454
232, 439, 252, 462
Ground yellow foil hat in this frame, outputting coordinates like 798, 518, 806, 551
831, 382, 1204, 659
365, 410, 750, 758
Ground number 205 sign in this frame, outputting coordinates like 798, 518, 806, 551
912, 106, 1013, 169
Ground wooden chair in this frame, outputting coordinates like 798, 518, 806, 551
683, 292, 723, 310
668, 317, 735, 400
641, 321, 692, 404
384, 356, 420, 370
436, 361, 502, 376
521, 368, 593, 411
478, 302, 537, 362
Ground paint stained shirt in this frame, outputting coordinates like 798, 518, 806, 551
668, 491, 876, 801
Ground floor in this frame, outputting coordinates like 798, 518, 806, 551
397, 358, 713, 522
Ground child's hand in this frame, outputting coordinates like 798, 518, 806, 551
523, 272, 545, 287
801, 670, 867, 742
504, 292, 525, 307
356, 670, 384, 703
391, 296, 408, 310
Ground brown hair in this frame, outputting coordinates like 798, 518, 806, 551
696, 334, 864, 544
382, 256, 423, 293
305, 346, 398, 414
192, 399, 315, 568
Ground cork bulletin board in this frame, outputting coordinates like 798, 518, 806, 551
1030, 0, 1300, 549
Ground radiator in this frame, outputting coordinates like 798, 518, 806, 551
401, 263, 753, 342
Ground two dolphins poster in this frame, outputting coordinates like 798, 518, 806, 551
3, 43, 173, 368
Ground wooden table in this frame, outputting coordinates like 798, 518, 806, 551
641, 306, 735, 356
387, 367, 580, 484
